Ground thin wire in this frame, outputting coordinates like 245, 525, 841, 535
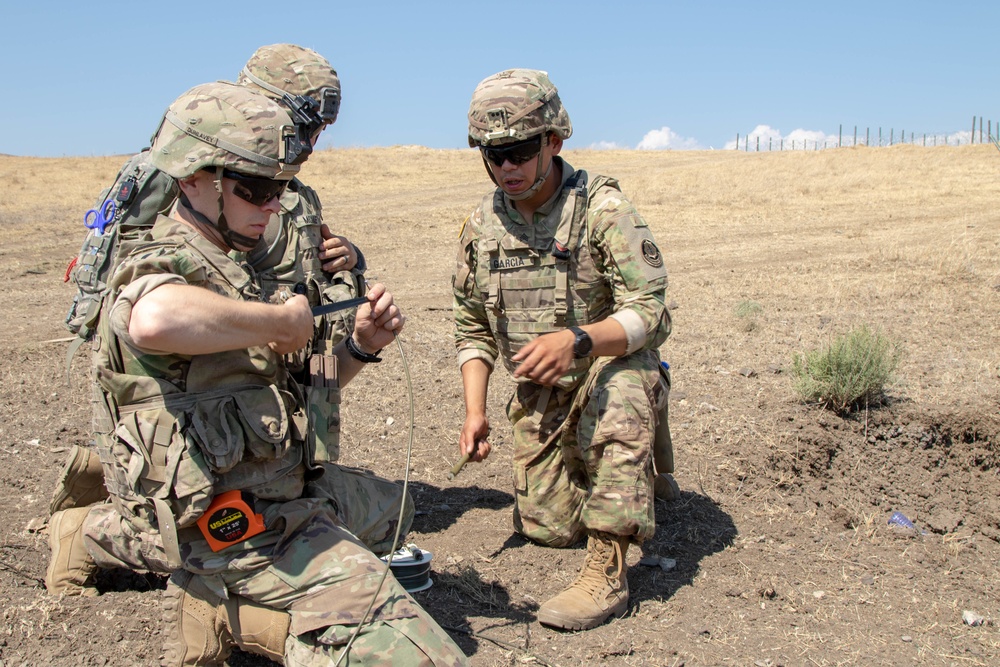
334, 334, 414, 665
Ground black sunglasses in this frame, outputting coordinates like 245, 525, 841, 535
222, 169, 288, 206
481, 136, 543, 167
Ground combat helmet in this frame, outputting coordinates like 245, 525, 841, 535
467, 69, 572, 200
150, 81, 301, 250
467, 69, 572, 147
238, 43, 342, 126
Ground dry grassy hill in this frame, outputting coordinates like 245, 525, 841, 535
0, 145, 997, 666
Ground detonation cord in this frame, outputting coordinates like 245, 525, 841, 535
334, 333, 415, 666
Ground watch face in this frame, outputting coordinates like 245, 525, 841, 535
573, 328, 593, 358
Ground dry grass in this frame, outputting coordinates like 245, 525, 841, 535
1, 145, 998, 666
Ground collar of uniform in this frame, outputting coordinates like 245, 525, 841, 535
501, 156, 573, 225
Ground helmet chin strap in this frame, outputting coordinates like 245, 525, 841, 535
480, 143, 553, 202
186, 167, 262, 251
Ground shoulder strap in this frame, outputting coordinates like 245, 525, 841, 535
551, 170, 589, 326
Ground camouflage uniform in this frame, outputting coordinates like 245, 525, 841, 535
85, 214, 462, 665
52, 43, 394, 555
453, 156, 671, 547
50, 82, 466, 666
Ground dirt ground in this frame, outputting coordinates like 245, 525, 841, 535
0, 145, 998, 666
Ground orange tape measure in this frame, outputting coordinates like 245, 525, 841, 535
196, 490, 266, 552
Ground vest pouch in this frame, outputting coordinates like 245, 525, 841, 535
112, 407, 214, 531
306, 354, 341, 464
191, 386, 292, 473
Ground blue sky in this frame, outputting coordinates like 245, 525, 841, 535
3, 0, 997, 156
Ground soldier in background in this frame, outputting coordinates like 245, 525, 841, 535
453, 69, 675, 631
51, 45, 410, 561
49, 82, 467, 666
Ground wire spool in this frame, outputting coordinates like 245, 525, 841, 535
381, 543, 433, 592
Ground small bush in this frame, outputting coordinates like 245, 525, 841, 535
792, 325, 902, 414
734, 300, 764, 332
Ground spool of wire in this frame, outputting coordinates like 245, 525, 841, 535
381, 543, 433, 592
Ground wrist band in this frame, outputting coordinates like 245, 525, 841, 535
346, 335, 382, 363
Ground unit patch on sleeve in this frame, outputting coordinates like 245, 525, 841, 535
641, 239, 663, 268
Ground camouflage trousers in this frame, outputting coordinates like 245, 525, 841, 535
85, 496, 466, 666
506, 350, 664, 548
82, 459, 412, 570
305, 462, 415, 557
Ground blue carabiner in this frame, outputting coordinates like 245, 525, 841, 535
84, 199, 117, 236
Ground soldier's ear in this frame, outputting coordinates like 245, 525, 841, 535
176, 171, 212, 198
547, 132, 563, 156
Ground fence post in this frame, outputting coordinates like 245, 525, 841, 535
745, 135, 749, 151
980, 116, 984, 143
735, 133, 739, 150
854, 126, 857, 146
769, 137, 772, 151
866, 128, 870, 146
780, 138, 784, 151
971, 115, 976, 143
879, 128, 882, 146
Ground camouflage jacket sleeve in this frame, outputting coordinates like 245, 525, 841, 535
107, 240, 212, 353
588, 181, 671, 353
452, 202, 498, 369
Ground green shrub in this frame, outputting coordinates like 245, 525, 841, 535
734, 300, 764, 332
792, 325, 903, 413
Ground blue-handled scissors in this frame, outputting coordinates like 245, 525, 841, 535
84, 199, 117, 236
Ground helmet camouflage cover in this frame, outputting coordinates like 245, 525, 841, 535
149, 81, 299, 181
237, 43, 341, 125
467, 68, 572, 147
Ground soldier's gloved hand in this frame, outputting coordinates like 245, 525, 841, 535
318, 223, 358, 273
269, 294, 314, 354
352, 283, 404, 353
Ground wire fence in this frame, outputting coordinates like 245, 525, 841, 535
733, 116, 997, 151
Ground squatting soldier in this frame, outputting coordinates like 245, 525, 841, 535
46, 82, 468, 666
50, 45, 409, 564
453, 69, 675, 631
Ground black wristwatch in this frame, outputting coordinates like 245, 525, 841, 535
568, 326, 593, 359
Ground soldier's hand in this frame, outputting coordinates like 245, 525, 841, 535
459, 413, 491, 462
319, 223, 358, 273
268, 294, 314, 355
353, 283, 404, 353
512, 330, 574, 386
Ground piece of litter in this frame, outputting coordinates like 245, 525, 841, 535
963, 610, 986, 627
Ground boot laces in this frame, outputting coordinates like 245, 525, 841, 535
574, 533, 623, 596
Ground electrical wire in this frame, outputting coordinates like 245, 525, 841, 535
334, 334, 415, 665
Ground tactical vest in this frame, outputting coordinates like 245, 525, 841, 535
92, 218, 330, 570
475, 170, 620, 391
64, 151, 178, 367
247, 182, 362, 367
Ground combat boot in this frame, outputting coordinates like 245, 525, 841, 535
49, 444, 108, 514
45, 507, 98, 596
162, 570, 290, 666
536, 531, 630, 631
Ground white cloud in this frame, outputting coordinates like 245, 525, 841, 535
636, 126, 702, 150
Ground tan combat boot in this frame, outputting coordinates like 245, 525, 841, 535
536, 531, 630, 631
49, 444, 108, 514
162, 570, 290, 666
45, 507, 98, 596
